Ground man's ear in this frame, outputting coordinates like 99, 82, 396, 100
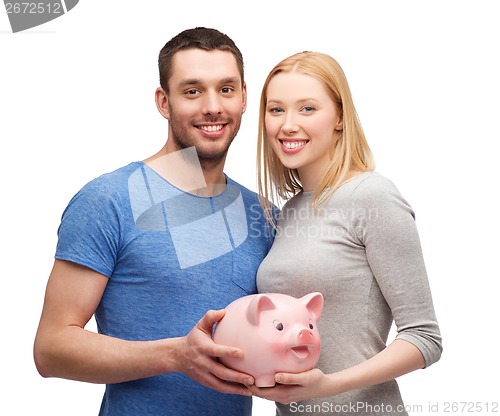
155, 87, 170, 120
241, 82, 247, 114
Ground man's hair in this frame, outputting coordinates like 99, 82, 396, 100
158, 27, 244, 93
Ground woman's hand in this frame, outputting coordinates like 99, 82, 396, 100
248, 339, 426, 404
248, 368, 334, 404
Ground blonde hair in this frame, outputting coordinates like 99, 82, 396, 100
257, 51, 375, 224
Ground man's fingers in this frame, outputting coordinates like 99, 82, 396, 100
200, 309, 226, 328
182, 308, 255, 394
202, 373, 253, 396
210, 341, 244, 359
215, 363, 254, 386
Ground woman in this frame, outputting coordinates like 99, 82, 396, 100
252, 51, 442, 415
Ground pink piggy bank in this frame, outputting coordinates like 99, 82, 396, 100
213, 292, 323, 387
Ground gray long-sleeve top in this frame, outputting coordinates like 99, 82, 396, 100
257, 172, 442, 416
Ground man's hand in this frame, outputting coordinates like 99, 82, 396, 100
177, 309, 254, 396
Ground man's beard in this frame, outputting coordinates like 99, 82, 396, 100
168, 114, 241, 170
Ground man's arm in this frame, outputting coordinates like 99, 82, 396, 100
33, 259, 253, 395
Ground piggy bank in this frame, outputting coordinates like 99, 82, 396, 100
213, 292, 323, 387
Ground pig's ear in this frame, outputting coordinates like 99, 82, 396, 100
300, 292, 324, 321
247, 294, 276, 326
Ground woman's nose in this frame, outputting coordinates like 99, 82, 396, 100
281, 115, 299, 135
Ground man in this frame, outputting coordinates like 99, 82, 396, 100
34, 27, 274, 416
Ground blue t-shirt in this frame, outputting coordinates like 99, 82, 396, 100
55, 162, 274, 416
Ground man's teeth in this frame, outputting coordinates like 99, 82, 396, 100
283, 141, 307, 149
200, 125, 223, 132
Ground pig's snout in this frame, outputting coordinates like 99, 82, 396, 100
297, 329, 315, 344
290, 329, 317, 360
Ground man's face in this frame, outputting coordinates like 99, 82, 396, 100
164, 49, 247, 166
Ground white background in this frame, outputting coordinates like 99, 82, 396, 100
1, 1, 499, 415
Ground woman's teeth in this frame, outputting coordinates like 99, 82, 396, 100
283, 140, 307, 149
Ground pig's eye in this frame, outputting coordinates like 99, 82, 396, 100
273, 320, 284, 331
309, 321, 314, 330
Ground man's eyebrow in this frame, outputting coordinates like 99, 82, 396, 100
177, 79, 201, 88
176, 77, 241, 89
219, 77, 240, 85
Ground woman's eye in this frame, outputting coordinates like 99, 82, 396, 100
268, 107, 284, 114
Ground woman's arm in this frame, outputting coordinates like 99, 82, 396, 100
249, 338, 424, 404
250, 176, 441, 403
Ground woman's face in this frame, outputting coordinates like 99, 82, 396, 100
265, 71, 343, 191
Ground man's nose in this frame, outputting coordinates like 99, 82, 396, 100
202, 91, 223, 115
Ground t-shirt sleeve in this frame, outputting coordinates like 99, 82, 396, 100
55, 179, 121, 278
351, 175, 443, 367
